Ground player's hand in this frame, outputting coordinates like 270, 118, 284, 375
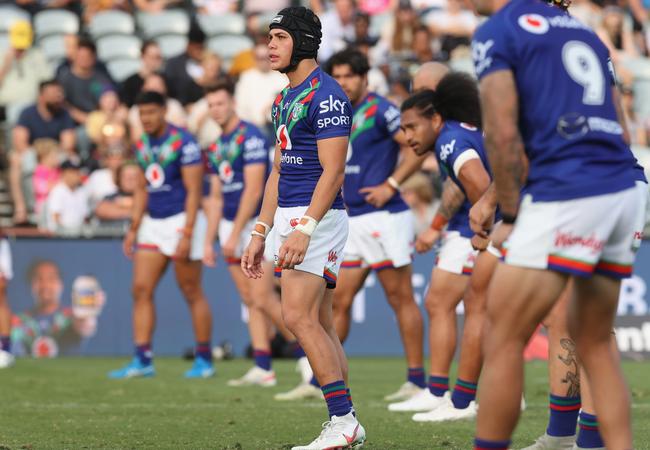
222, 233, 239, 260
469, 195, 496, 237
278, 230, 310, 270
489, 223, 513, 250
241, 235, 265, 279
203, 242, 217, 267
174, 236, 191, 260
123, 229, 136, 259
359, 182, 395, 208
471, 234, 489, 251
415, 228, 441, 253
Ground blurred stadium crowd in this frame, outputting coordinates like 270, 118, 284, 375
0, 0, 649, 236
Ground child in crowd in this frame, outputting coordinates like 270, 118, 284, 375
32, 139, 62, 217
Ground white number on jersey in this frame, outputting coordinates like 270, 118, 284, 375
562, 40, 605, 106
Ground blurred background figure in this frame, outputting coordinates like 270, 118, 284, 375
94, 161, 139, 230
120, 41, 164, 108
43, 159, 89, 234
400, 172, 439, 234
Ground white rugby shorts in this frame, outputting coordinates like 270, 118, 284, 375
0, 239, 13, 281
504, 182, 647, 279
435, 231, 478, 276
341, 209, 415, 271
274, 206, 348, 288
137, 211, 207, 261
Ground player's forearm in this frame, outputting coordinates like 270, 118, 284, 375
486, 131, 524, 216
612, 87, 631, 146
437, 179, 465, 220
202, 195, 222, 244
391, 148, 428, 184
183, 186, 201, 231
129, 188, 147, 231
305, 166, 344, 222
95, 202, 131, 220
231, 186, 264, 235
257, 169, 279, 227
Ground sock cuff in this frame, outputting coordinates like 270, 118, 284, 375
408, 367, 425, 373
321, 380, 347, 399
474, 438, 511, 449
429, 375, 449, 387
578, 412, 599, 428
549, 394, 582, 411
455, 378, 478, 392
253, 349, 271, 356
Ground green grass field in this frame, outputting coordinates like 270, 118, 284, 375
0, 358, 648, 449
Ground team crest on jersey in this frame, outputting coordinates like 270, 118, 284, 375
276, 124, 292, 150
145, 162, 165, 188
291, 103, 305, 121
518, 14, 549, 34
219, 160, 234, 184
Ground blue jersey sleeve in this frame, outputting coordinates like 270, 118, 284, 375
309, 88, 352, 141
179, 135, 202, 166
243, 131, 270, 166
436, 130, 479, 180
472, 16, 517, 80
375, 100, 401, 139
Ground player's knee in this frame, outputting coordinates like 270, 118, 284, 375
132, 281, 154, 302
424, 292, 451, 317
282, 309, 313, 336
178, 280, 204, 303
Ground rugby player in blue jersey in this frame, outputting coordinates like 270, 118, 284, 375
109, 91, 215, 379
470, 0, 644, 447
396, 74, 498, 422
241, 7, 365, 449
325, 49, 427, 403
0, 234, 13, 368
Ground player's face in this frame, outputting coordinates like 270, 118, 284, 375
400, 109, 437, 156
268, 29, 293, 71
139, 103, 166, 135
331, 64, 366, 104
31, 263, 63, 310
206, 90, 235, 127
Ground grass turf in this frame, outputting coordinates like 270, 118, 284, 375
0, 358, 649, 449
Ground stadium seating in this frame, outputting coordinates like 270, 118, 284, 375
0, 5, 30, 32
197, 13, 246, 37
97, 35, 142, 62
154, 34, 188, 59
136, 10, 190, 39
88, 11, 136, 40
107, 58, 141, 82
38, 34, 67, 66
207, 34, 254, 61
33, 9, 79, 39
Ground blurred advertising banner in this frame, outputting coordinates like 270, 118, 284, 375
6, 238, 650, 359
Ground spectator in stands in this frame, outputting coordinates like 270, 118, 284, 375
10, 80, 76, 225
235, 44, 288, 130
400, 172, 438, 234
85, 88, 128, 148
569, 0, 604, 31
345, 12, 379, 48
82, 0, 132, 24
597, 6, 639, 63
193, 0, 237, 14
357, 0, 397, 15
243, 0, 290, 13
412, 25, 436, 64
424, 0, 477, 60
85, 144, 125, 208
121, 41, 163, 108
44, 159, 89, 234
13, 0, 80, 16
55, 33, 112, 82
319, 0, 357, 62
379, 0, 420, 60
185, 51, 224, 110
32, 139, 62, 219
0, 21, 52, 123
128, 73, 187, 143
57, 38, 114, 126
133, 0, 183, 13
621, 84, 649, 147
94, 161, 139, 228
164, 22, 207, 107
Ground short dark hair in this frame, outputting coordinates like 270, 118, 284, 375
77, 37, 96, 55
39, 79, 60, 92
141, 40, 158, 55
188, 20, 206, 44
204, 77, 235, 97
135, 90, 166, 106
326, 48, 370, 76
401, 73, 482, 128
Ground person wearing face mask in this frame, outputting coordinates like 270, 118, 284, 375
10, 80, 77, 225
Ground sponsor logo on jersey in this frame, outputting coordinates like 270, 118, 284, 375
319, 95, 346, 114
219, 160, 234, 184
145, 162, 165, 189
472, 40, 494, 76
439, 139, 456, 162
276, 124, 292, 150
280, 153, 304, 165
518, 14, 550, 34
317, 115, 350, 129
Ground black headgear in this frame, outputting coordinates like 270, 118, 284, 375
269, 7, 322, 73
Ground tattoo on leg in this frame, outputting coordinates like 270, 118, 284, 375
558, 338, 580, 397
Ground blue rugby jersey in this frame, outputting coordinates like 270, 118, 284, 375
435, 121, 492, 238
271, 67, 351, 209
134, 124, 202, 219
205, 120, 270, 221
343, 93, 409, 217
472, 0, 637, 201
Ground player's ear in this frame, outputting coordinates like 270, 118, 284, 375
431, 113, 443, 131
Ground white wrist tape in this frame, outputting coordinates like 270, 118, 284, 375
387, 176, 400, 191
294, 216, 318, 237
250, 230, 266, 239
254, 221, 271, 238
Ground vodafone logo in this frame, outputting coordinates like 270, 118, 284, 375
219, 160, 234, 184
276, 124, 292, 150
145, 163, 165, 189
518, 14, 549, 34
